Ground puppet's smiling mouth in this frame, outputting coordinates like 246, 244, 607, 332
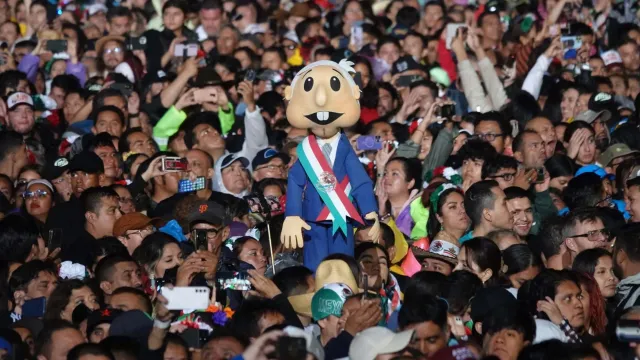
305, 111, 343, 124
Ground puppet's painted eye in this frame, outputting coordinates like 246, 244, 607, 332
304, 77, 314, 92
330, 76, 341, 91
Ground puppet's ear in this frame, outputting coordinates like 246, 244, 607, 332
284, 86, 293, 101
354, 72, 363, 88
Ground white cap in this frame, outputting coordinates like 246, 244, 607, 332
348, 327, 414, 360
601, 50, 622, 66
7, 92, 33, 110
87, 3, 108, 16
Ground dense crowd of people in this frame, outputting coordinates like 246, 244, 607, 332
1, 0, 640, 358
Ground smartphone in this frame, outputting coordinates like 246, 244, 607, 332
126, 36, 147, 51
356, 135, 383, 151
275, 336, 307, 360
217, 271, 251, 291
561, 35, 582, 50
160, 286, 210, 310
46, 40, 68, 53
437, 104, 455, 119
244, 69, 256, 82
616, 320, 640, 341
110, 82, 133, 98
179, 328, 209, 349
192, 229, 208, 251
178, 177, 206, 193
395, 75, 422, 88
350, 22, 364, 51
446, 23, 466, 49
162, 157, 188, 172
536, 168, 545, 183
175, 43, 198, 57
22, 297, 46, 318
193, 87, 216, 103
48, 228, 63, 251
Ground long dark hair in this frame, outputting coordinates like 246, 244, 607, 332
460, 237, 503, 286
44, 279, 89, 321
132, 232, 179, 274
502, 244, 542, 276
426, 187, 464, 240
572, 248, 611, 277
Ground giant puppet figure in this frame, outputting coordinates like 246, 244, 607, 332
281, 59, 380, 271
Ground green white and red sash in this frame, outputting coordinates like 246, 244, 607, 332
297, 135, 364, 235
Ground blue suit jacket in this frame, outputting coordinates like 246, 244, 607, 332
286, 133, 378, 224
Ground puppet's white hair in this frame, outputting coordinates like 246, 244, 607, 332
290, 59, 360, 92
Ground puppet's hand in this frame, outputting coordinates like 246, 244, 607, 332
281, 216, 311, 249
365, 212, 381, 244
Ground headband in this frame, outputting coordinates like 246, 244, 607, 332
429, 183, 461, 212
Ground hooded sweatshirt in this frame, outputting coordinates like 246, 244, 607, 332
212, 157, 250, 199
616, 272, 640, 311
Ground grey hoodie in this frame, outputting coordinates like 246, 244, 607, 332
616, 272, 640, 311
212, 154, 250, 199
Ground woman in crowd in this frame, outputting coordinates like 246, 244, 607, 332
22, 179, 55, 228
44, 279, 99, 322
232, 236, 268, 274
564, 121, 597, 166
545, 154, 575, 192
426, 185, 469, 247
378, 157, 421, 237
573, 248, 619, 321
503, 243, 543, 291
454, 237, 502, 285
133, 232, 184, 285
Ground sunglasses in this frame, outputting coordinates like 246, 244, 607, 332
23, 190, 50, 199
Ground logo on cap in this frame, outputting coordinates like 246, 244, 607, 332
199, 204, 208, 213
265, 149, 277, 158
595, 93, 612, 102
54, 158, 69, 167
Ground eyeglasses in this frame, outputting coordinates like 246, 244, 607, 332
490, 172, 516, 182
473, 133, 505, 142
568, 228, 611, 242
125, 226, 155, 238
103, 47, 123, 55
595, 196, 615, 209
23, 190, 50, 199
256, 164, 285, 172
51, 176, 69, 185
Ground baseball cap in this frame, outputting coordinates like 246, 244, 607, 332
43, 157, 69, 181
391, 55, 421, 75
252, 148, 291, 170
7, 92, 33, 111
219, 153, 250, 170
108, 310, 153, 343
87, 3, 108, 16
588, 92, 617, 113
470, 287, 517, 323
598, 143, 639, 167
194, 67, 222, 88
348, 327, 414, 360
574, 110, 611, 125
113, 212, 161, 237
142, 70, 168, 90
26, 179, 53, 193
68, 151, 104, 174
311, 283, 353, 321
575, 164, 614, 180
186, 200, 230, 227
86, 308, 123, 337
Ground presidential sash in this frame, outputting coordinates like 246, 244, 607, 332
297, 135, 364, 235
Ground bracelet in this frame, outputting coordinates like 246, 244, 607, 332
153, 319, 171, 329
